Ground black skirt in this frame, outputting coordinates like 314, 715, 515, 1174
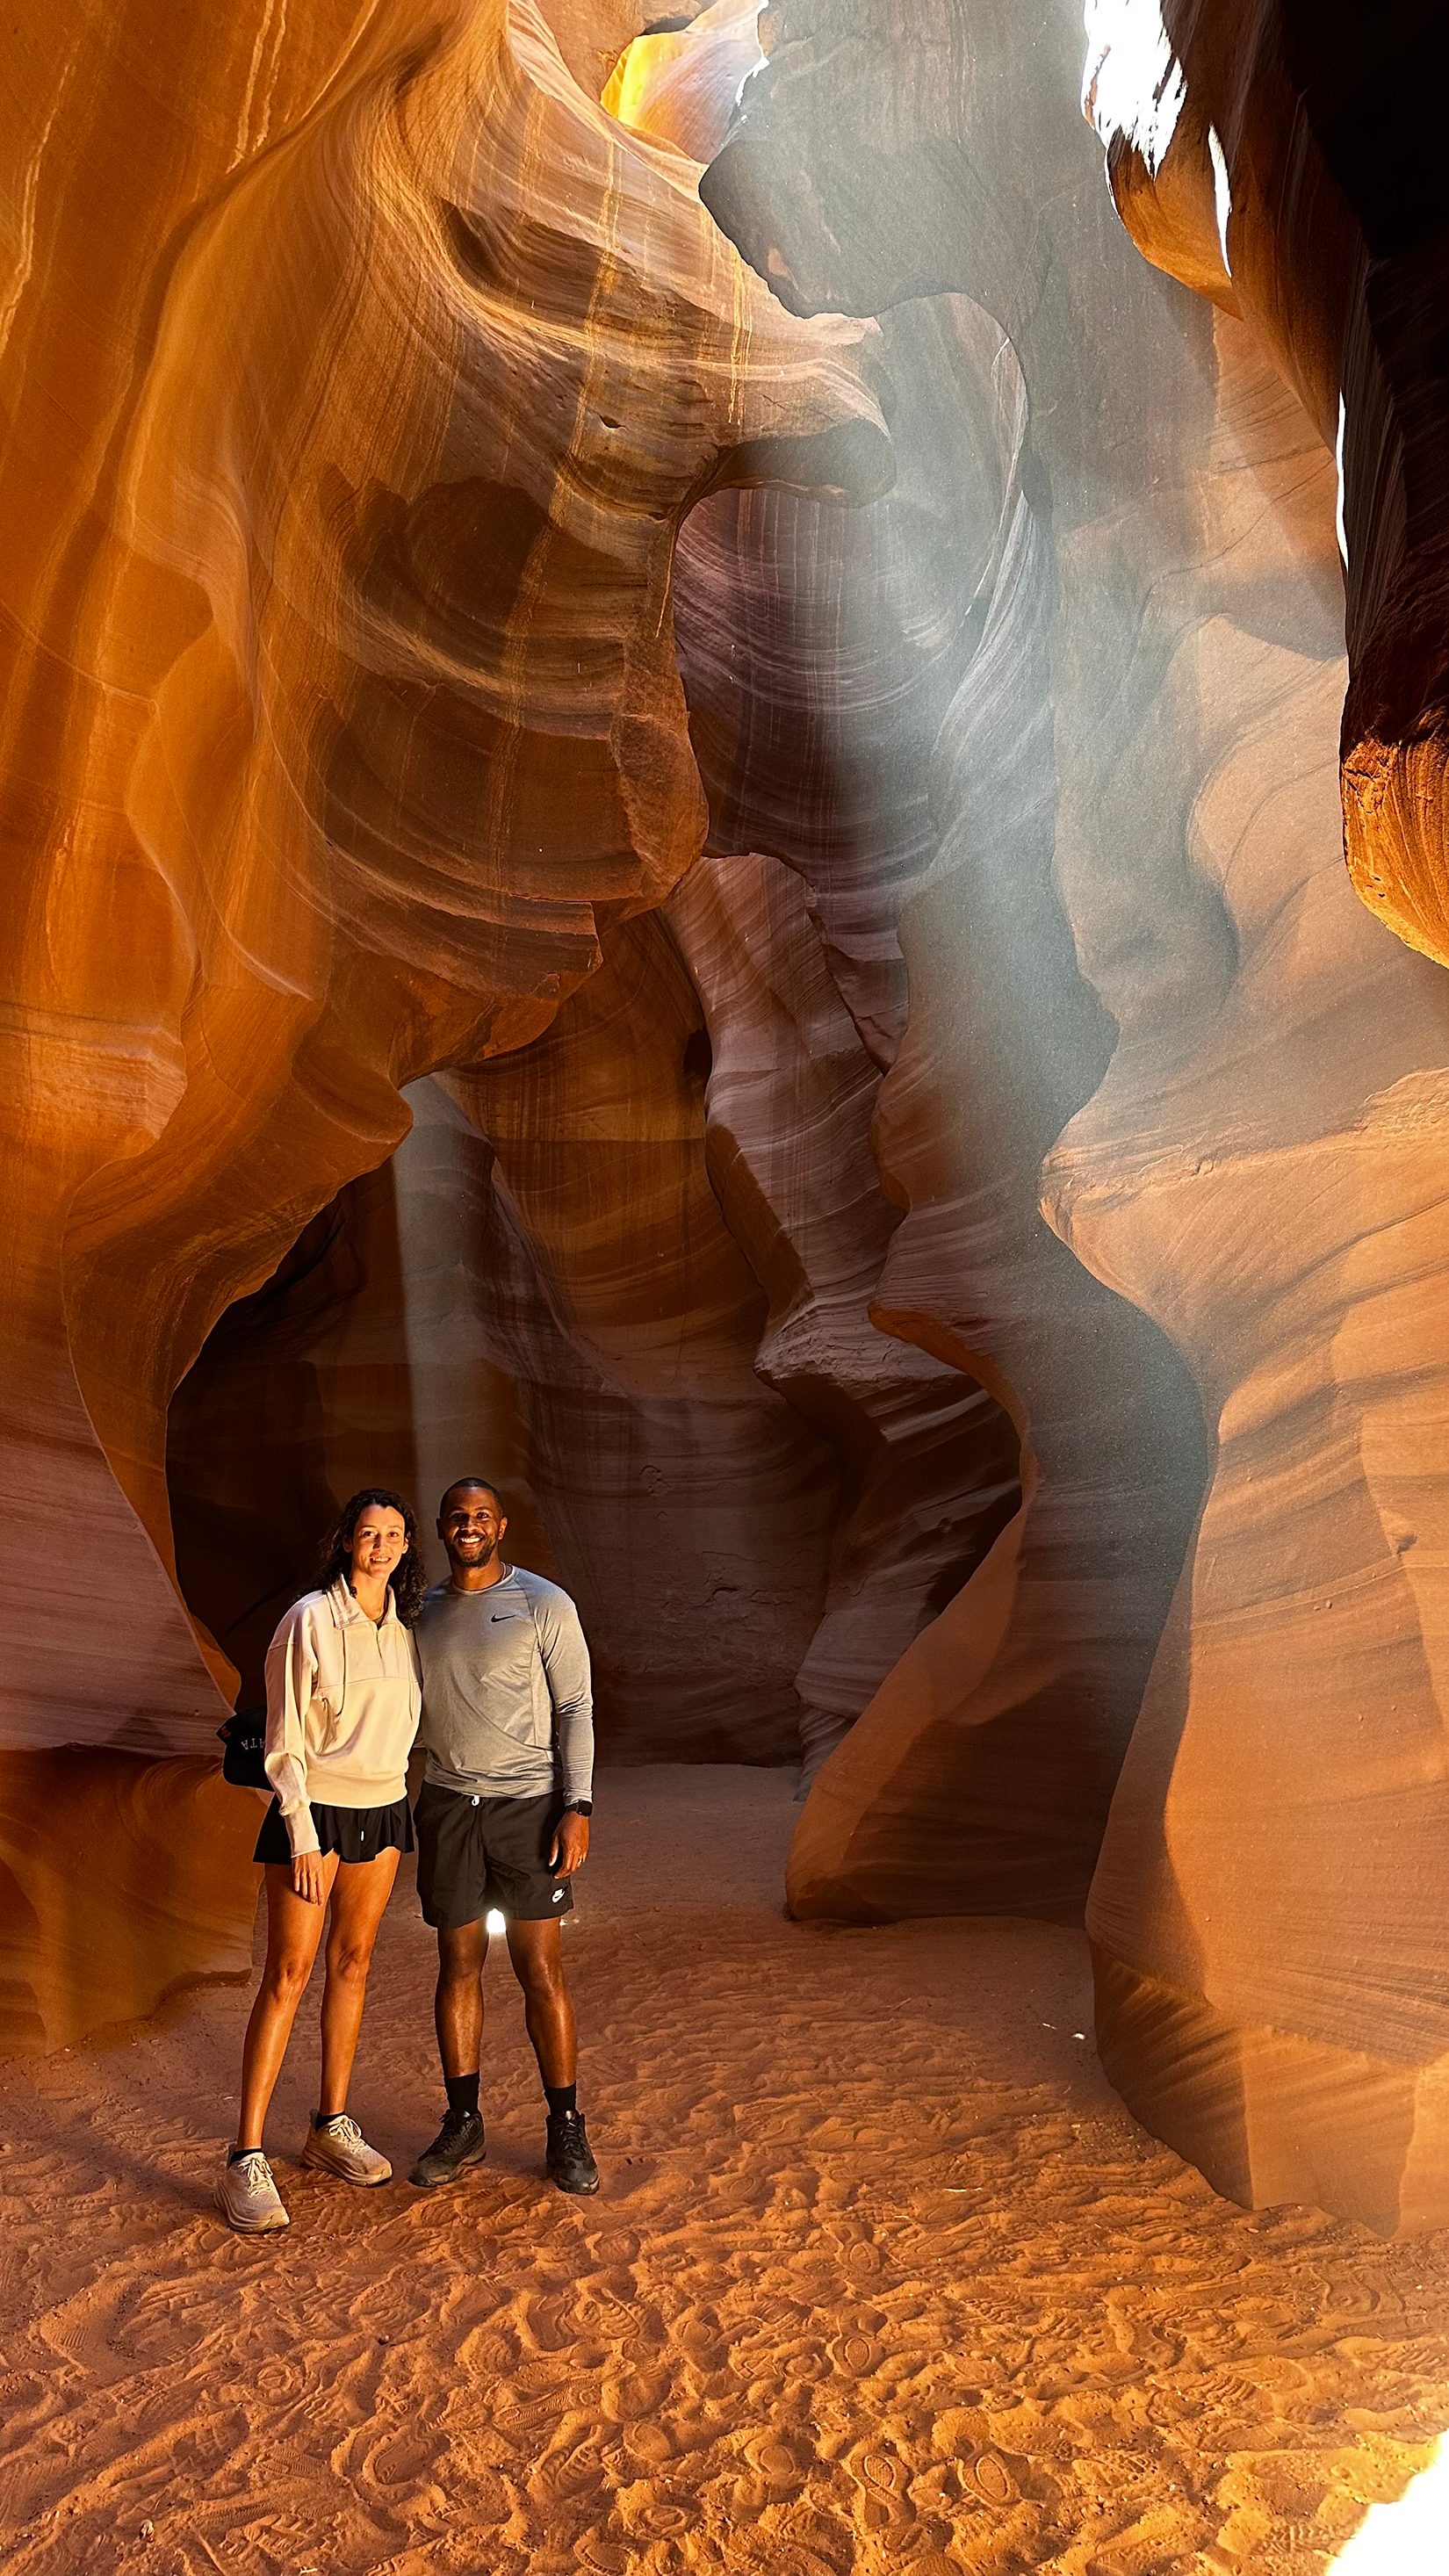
253, 1796, 415, 1867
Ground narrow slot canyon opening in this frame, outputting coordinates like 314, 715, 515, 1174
164, 926, 1023, 1780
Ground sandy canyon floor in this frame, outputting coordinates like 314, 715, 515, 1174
3, 1767, 1448, 2575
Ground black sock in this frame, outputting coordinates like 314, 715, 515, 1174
445, 2073, 480, 2121
544, 2083, 577, 2120
227, 2146, 256, 2165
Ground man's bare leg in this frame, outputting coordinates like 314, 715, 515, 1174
505, 1917, 576, 2088
508, 1916, 596, 2193
411, 1919, 491, 2187
435, 1917, 488, 2077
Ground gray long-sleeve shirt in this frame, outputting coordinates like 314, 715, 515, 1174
414, 1567, 594, 1804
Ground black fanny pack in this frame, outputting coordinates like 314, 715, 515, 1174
218, 1705, 269, 1791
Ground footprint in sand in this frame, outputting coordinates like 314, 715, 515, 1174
531, 2444, 609, 2507
828, 2327, 883, 2378
853, 2446, 916, 2520
253, 2357, 304, 2402
575, 2537, 633, 2574
602, 2365, 673, 2421
740, 2428, 810, 2497
569, 2289, 639, 2340
967, 2449, 1018, 2505
623, 2418, 674, 2468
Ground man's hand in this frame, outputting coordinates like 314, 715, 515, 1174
292, 1849, 328, 1905
550, 1810, 591, 1878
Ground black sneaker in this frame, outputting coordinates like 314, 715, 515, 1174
409, 2107, 487, 2189
545, 2107, 599, 2195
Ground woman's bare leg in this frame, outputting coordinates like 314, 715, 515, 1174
237, 1858, 338, 2150
318, 1848, 401, 2118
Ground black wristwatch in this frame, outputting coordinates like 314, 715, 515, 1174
564, 1799, 593, 1817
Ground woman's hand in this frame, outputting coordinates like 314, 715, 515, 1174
292, 1850, 328, 1905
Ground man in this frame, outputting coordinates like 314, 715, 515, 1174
408, 1478, 598, 2194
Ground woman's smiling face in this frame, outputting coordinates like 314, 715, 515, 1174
349, 1507, 407, 1584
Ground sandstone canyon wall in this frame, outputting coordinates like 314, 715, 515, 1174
1070, 2, 1449, 2230
702, 0, 1449, 2229
0, 0, 890, 2040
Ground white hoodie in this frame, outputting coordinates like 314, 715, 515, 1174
263, 1579, 422, 1858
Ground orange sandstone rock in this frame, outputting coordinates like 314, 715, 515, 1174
0, 1753, 259, 2051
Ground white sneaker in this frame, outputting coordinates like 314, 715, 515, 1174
216, 2149, 290, 2233
302, 2113, 392, 2186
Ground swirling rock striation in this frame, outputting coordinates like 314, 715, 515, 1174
1075, 0, 1449, 2230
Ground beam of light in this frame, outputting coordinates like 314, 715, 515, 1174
1081, 0, 1187, 176
1348, 386, 1359, 569
1208, 125, 1232, 275
486, 1908, 507, 1935
1332, 2441, 1449, 2571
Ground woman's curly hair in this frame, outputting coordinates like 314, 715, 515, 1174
314, 1487, 428, 1625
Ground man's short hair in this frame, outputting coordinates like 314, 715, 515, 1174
439, 1476, 504, 1514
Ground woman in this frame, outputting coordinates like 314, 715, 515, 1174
217, 1489, 425, 2233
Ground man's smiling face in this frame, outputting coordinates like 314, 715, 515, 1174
438, 1482, 507, 1574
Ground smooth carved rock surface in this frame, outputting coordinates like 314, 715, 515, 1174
1083, 0, 1449, 972
703, 0, 1449, 2229
0, 1753, 259, 2052
1072, 0, 1449, 2231
0, 0, 886, 2038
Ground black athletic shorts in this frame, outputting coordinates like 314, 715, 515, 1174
253, 1797, 415, 1867
415, 1781, 573, 1929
